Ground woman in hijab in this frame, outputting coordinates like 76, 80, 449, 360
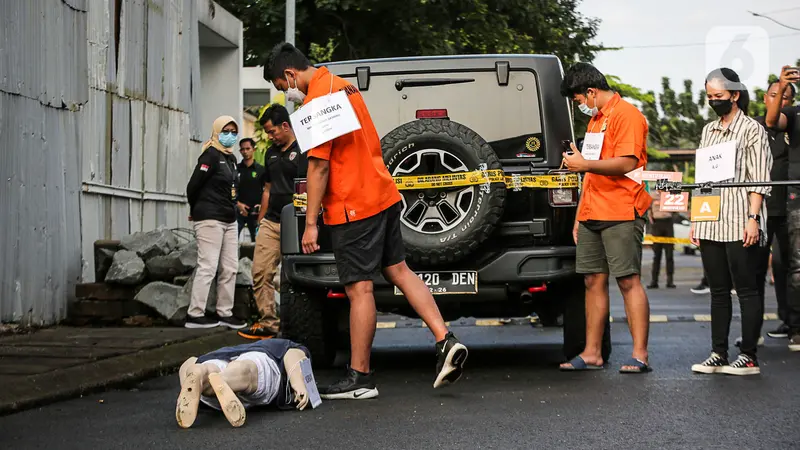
689, 68, 772, 375
185, 116, 247, 330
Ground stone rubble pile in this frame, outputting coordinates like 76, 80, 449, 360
100, 227, 260, 324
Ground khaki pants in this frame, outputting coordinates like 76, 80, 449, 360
252, 219, 281, 332
189, 220, 239, 318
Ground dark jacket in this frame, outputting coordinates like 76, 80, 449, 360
754, 115, 789, 216
186, 147, 239, 223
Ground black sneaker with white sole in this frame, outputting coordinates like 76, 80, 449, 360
318, 366, 379, 400
720, 354, 760, 375
767, 324, 790, 339
690, 283, 710, 295
434, 332, 468, 388
218, 315, 247, 330
184, 315, 220, 329
691, 352, 729, 374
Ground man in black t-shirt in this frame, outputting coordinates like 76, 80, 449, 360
765, 65, 800, 352
754, 81, 794, 340
236, 138, 265, 242
238, 104, 307, 340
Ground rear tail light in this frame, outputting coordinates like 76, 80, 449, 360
327, 290, 347, 299
294, 178, 308, 215
416, 109, 449, 119
295, 178, 307, 195
528, 284, 548, 293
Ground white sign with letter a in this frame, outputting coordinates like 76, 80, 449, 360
290, 90, 362, 153
695, 140, 736, 183
581, 132, 604, 161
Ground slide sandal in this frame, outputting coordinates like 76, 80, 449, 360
619, 358, 652, 374
559, 355, 604, 371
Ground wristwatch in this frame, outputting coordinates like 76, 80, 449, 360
748, 214, 760, 223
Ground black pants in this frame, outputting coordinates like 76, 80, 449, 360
755, 215, 789, 324
237, 213, 258, 242
787, 209, 800, 336
700, 240, 763, 357
650, 218, 674, 284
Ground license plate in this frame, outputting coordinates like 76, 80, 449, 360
394, 271, 478, 295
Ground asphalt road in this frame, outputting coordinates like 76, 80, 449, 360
3, 322, 799, 449
2, 253, 796, 449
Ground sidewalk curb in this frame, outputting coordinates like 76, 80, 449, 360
0, 331, 244, 416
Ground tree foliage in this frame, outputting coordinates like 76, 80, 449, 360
641, 77, 708, 151
215, 0, 607, 67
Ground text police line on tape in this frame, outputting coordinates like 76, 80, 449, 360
293, 171, 580, 207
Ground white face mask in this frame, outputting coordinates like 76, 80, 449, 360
285, 74, 306, 103
579, 92, 598, 117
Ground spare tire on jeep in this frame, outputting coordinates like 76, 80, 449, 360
381, 119, 506, 266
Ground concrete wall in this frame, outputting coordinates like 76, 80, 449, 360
200, 46, 243, 135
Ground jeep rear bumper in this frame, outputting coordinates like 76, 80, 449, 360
282, 246, 577, 290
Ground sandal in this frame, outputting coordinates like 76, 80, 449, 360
559, 355, 604, 371
619, 358, 652, 373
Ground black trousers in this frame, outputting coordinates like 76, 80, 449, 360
787, 209, 800, 336
650, 218, 674, 284
700, 240, 763, 357
755, 215, 789, 324
237, 213, 258, 242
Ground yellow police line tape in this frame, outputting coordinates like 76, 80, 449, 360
293, 170, 580, 207
393, 169, 580, 190
643, 235, 694, 245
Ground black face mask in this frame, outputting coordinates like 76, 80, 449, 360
709, 98, 734, 117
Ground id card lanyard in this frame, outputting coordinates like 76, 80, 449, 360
581, 107, 615, 161
222, 157, 237, 199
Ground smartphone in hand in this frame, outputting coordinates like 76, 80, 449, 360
561, 139, 575, 155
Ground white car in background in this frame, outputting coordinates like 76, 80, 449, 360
673, 213, 697, 255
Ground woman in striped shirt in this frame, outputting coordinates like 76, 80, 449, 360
689, 68, 773, 376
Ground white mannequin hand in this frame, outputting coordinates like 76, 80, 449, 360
294, 390, 309, 410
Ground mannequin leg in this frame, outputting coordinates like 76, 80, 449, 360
175, 359, 222, 428
221, 360, 259, 395
208, 359, 259, 427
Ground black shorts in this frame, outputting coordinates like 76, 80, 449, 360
329, 201, 406, 285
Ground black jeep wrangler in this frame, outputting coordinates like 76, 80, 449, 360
279, 55, 611, 367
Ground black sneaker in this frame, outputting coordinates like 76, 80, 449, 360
666, 282, 676, 289
237, 323, 277, 340
767, 324, 790, 339
721, 354, 760, 376
690, 283, 710, 295
789, 334, 800, 352
691, 352, 728, 374
218, 315, 247, 330
434, 332, 468, 388
184, 315, 220, 329
318, 366, 379, 400
647, 282, 659, 289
